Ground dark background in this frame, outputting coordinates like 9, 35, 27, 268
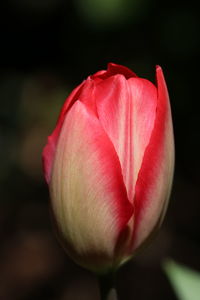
0, 0, 200, 299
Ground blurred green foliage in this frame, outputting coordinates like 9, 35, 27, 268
74, 0, 150, 28
164, 260, 200, 300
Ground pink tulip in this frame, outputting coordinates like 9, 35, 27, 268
42, 63, 174, 273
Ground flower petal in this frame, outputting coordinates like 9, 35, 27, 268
42, 78, 98, 184
42, 63, 137, 184
95, 75, 157, 203
132, 66, 175, 250
42, 81, 85, 183
92, 62, 137, 81
50, 101, 133, 271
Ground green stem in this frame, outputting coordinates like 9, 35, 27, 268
98, 272, 118, 300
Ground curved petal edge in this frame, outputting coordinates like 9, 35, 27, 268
132, 66, 175, 250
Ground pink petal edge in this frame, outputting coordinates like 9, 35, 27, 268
132, 66, 174, 250
42, 81, 85, 183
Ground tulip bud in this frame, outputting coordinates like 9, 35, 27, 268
42, 63, 174, 273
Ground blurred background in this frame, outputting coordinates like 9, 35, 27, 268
0, 0, 200, 299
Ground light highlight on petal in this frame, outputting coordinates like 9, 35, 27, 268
95, 75, 157, 204
50, 101, 133, 271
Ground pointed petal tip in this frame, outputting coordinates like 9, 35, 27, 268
156, 65, 162, 71
155, 65, 167, 87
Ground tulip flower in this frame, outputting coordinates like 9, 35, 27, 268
42, 63, 174, 274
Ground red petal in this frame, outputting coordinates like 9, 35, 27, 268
50, 101, 133, 267
43, 63, 137, 184
95, 75, 157, 204
91, 63, 137, 81
132, 66, 174, 250
42, 81, 85, 183
42, 78, 98, 184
